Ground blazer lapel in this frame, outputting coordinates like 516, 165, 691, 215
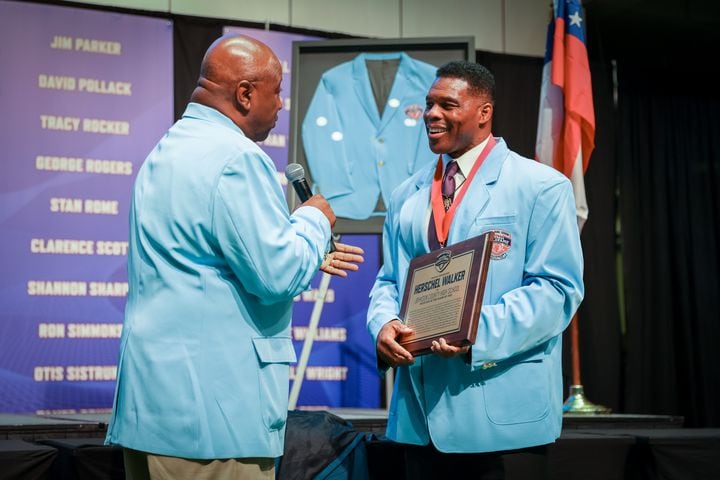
352, 54, 381, 126
448, 138, 509, 244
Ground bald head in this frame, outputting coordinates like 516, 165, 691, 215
191, 35, 283, 141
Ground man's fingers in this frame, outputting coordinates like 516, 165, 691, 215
396, 351, 414, 363
430, 337, 469, 357
320, 263, 348, 277
320, 244, 364, 276
331, 259, 359, 271
334, 252, 364, 263
334, 242, 364, 255
382, 347, 414, 366
320, 243, 364, 277
377, 321, 416, 366
322, 258, 359, 272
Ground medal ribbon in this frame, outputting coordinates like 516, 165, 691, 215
431, 135, 497, 247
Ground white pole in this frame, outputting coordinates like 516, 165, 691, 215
288, 271, 332, 410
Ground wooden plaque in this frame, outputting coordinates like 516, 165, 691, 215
398, 233, 493, 356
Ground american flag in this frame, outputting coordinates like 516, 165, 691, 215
535, 0, 595, 230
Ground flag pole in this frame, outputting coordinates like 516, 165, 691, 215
561, 211, 610, 414
535, 0, 609, 414
562, 313, 610, 413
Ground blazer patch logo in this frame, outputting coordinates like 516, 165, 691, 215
404, 104, 423, 120
490, 230, 511, 260
434, 251, 452, 272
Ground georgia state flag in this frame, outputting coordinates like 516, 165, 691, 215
535, 0, 595, 229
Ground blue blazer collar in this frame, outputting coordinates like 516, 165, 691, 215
410, 138, 510, 249
413, 138, 508, 190
182, 102, 246, 137
447, 138, 508, 243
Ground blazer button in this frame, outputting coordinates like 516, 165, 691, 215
377, 137, 385, 144
378, 160, 385, 167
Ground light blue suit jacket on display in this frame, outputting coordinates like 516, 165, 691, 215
302, 52, 437, 220
105, 103, 331, 459
367, 138, 584, 453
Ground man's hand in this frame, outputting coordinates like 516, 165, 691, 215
302, 194, 336, 227
377, 320, 415, 367
320, 242, 364, 277
430, 337, 470, 358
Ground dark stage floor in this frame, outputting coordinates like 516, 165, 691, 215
1, 410, 718, 480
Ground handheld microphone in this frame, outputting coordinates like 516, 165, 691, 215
285, 163, 336, 253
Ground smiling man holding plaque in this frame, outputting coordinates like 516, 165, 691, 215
367, 61, 584, 479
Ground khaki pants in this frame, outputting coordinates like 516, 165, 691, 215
123, 448, 275, 480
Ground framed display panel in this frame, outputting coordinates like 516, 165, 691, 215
289, 37, 474, 234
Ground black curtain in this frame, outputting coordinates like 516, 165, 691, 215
172, 16, 224, 120
587, 0, 720, 427
475, 51, 543, 158
616, 63, 720, 427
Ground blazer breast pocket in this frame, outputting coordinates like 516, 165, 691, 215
474, 214, 517, 229
472, 215, 518, 302
473, 215, 517, 258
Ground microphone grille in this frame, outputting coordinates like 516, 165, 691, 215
284, 163, 305, 182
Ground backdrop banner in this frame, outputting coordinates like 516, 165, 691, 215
0, 1, 173, 413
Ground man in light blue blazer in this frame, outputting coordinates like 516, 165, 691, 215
302, 52, 437, 220
367, 61, 583, 478
105, 35, 363, 479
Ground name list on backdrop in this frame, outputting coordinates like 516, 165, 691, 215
0, 1, 173, 414
223, 27, 381, 409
